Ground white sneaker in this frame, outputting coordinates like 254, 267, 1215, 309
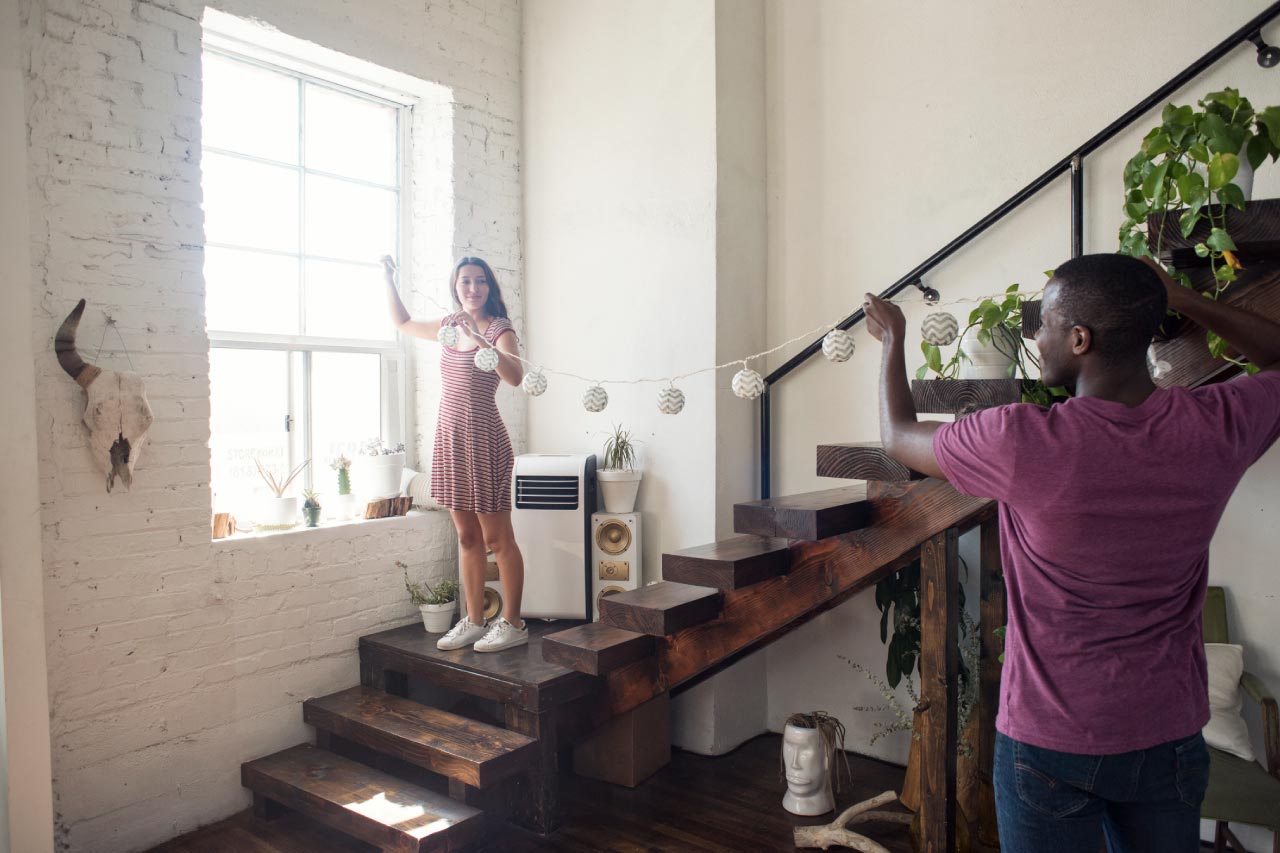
473, 617, 528, 653
436, 616, 487, 650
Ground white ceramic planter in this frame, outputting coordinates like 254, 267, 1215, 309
782, 722, 834, 816
958, 325, 1019, 380
330, 493, 357, 521
598, 469, 642, 513
356, 451, 406, 501
420, 602, 456, 633
264, 496, 298, 525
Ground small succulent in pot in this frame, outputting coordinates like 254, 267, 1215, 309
302, 489, 322, 527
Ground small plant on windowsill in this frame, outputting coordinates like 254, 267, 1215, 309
917, 283, 1070, 408
599, 423, 642, 513
330, 454, 355, 520
302, 489, 322, 527
400, 561, 458, 633
254, 457, 309, 527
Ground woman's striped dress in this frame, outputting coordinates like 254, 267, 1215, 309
430, 313, 517, 513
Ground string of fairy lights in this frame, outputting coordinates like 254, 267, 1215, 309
409, 264, 1036, 414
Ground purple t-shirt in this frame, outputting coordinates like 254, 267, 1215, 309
933, 371, 1280, 754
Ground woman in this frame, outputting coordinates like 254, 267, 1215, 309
383, 255, 528, 653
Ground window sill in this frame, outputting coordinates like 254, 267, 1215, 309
212, 507, 451, 548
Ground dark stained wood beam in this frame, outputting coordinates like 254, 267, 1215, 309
1150, 199, 1280, 269
541, 622, 654, 676
816, 442, 924, 482
302, 686, 536, 789
734, 484, 872, 540
240, 744, 483, 852
912, 378, 1024, 417
919, 527, 959, 853
599, 582, 722, 637
661, 536, 792, 590
602, 479, 994, 718
1149, 260, 1280, 389
975, 516, 1005, 847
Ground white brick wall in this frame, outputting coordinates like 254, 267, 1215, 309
21, 0, 523, 849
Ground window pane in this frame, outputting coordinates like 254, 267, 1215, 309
202, 52, 299, 164
304, 174, 397, 263
205, 247, 299, 335
305, 83, 397, 186
203, 152, 300, 252
310, 352, 381, 492
209, 349, 291, 509
304, 260, 395, 341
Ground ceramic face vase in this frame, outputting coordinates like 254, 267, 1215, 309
782, 722, 834, 816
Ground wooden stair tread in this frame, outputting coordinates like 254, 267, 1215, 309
661, 536, 791, 590
911, 378, 1024, 417
599, 581, 721, 637
241, 743, 483, 852
733, 484, 872, 540
816, 442, 924, 482
541, 623, 654, 675
304, 686, 536, 788
1152, 198, 1280, 269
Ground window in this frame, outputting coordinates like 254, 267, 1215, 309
202, 45, 409, 514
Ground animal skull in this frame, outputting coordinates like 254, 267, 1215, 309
56, 300, 154, 492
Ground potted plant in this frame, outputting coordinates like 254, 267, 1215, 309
302, 489, 322, 527
598, 423, 641, 513
400, 561, 458, 633
1119, 88, 1280, 290
917, 284, 1069, 407
355, 438, 406, 501
330, 454, 355, 520
254, 457, 309, 525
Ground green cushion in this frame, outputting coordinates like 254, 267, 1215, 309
1202, 746, 1280, 829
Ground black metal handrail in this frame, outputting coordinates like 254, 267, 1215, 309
759, 1, 1280, 498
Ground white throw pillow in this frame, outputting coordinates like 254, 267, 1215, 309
1202, 643, 1255, 762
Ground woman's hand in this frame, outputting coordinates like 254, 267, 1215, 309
863, 293, 906, 344
381, 255, 398, 288
454, 312, 485, 345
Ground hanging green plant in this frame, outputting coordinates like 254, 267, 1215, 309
1118, 89, 1280, 292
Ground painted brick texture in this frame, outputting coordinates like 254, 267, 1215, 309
21, 0, 522, 849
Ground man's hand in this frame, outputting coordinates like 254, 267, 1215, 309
1138, 256, 1193, 312
863, 293, 906, 344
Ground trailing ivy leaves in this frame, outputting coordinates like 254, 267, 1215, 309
1119, 88, 1280, 370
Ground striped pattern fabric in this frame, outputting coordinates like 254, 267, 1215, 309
430, 312, 517, 513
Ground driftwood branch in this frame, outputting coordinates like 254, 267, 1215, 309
793, 790, 911, 852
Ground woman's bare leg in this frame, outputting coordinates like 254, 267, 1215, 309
477, 511, 524, 626
451, 510, 487, 623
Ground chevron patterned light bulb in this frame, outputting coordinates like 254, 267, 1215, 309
438, 325, 460, 348
657, 385, 685, 414
474, 347, 499, 372
921, 312, 960, 346
732, 367, 765, 399
522, 369, 547, 396
583, 384, 609, 412
822, 329, 855, 363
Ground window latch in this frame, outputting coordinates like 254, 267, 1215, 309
284, 414, 293, 432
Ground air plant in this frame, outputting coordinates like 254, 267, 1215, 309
254, 457, 309, 498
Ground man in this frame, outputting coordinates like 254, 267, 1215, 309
862, 253, 1280, 853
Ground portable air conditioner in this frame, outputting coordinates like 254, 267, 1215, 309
463, 453, 597, 621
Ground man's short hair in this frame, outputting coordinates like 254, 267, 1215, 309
1051, 254, 1168, 363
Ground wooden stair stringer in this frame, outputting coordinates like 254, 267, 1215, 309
599, 478, 996, 719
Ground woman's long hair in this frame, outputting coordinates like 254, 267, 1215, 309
450, 256, 510, 320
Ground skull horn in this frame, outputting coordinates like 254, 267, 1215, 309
55, 299, 102, 389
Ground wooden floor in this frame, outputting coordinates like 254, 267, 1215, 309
149, 733, 915, 852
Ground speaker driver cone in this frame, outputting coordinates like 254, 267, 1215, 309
596, 519, 632, 555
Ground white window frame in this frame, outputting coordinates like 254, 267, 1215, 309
202, 41, 415, 494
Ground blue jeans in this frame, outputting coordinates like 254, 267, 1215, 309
994, 731, 1210, 853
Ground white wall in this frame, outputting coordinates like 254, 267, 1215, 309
20, 0, 522, 849
761, 1, 1280, 847
522, 0, 718, 576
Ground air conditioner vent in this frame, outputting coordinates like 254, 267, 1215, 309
515, 475, 579, 510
